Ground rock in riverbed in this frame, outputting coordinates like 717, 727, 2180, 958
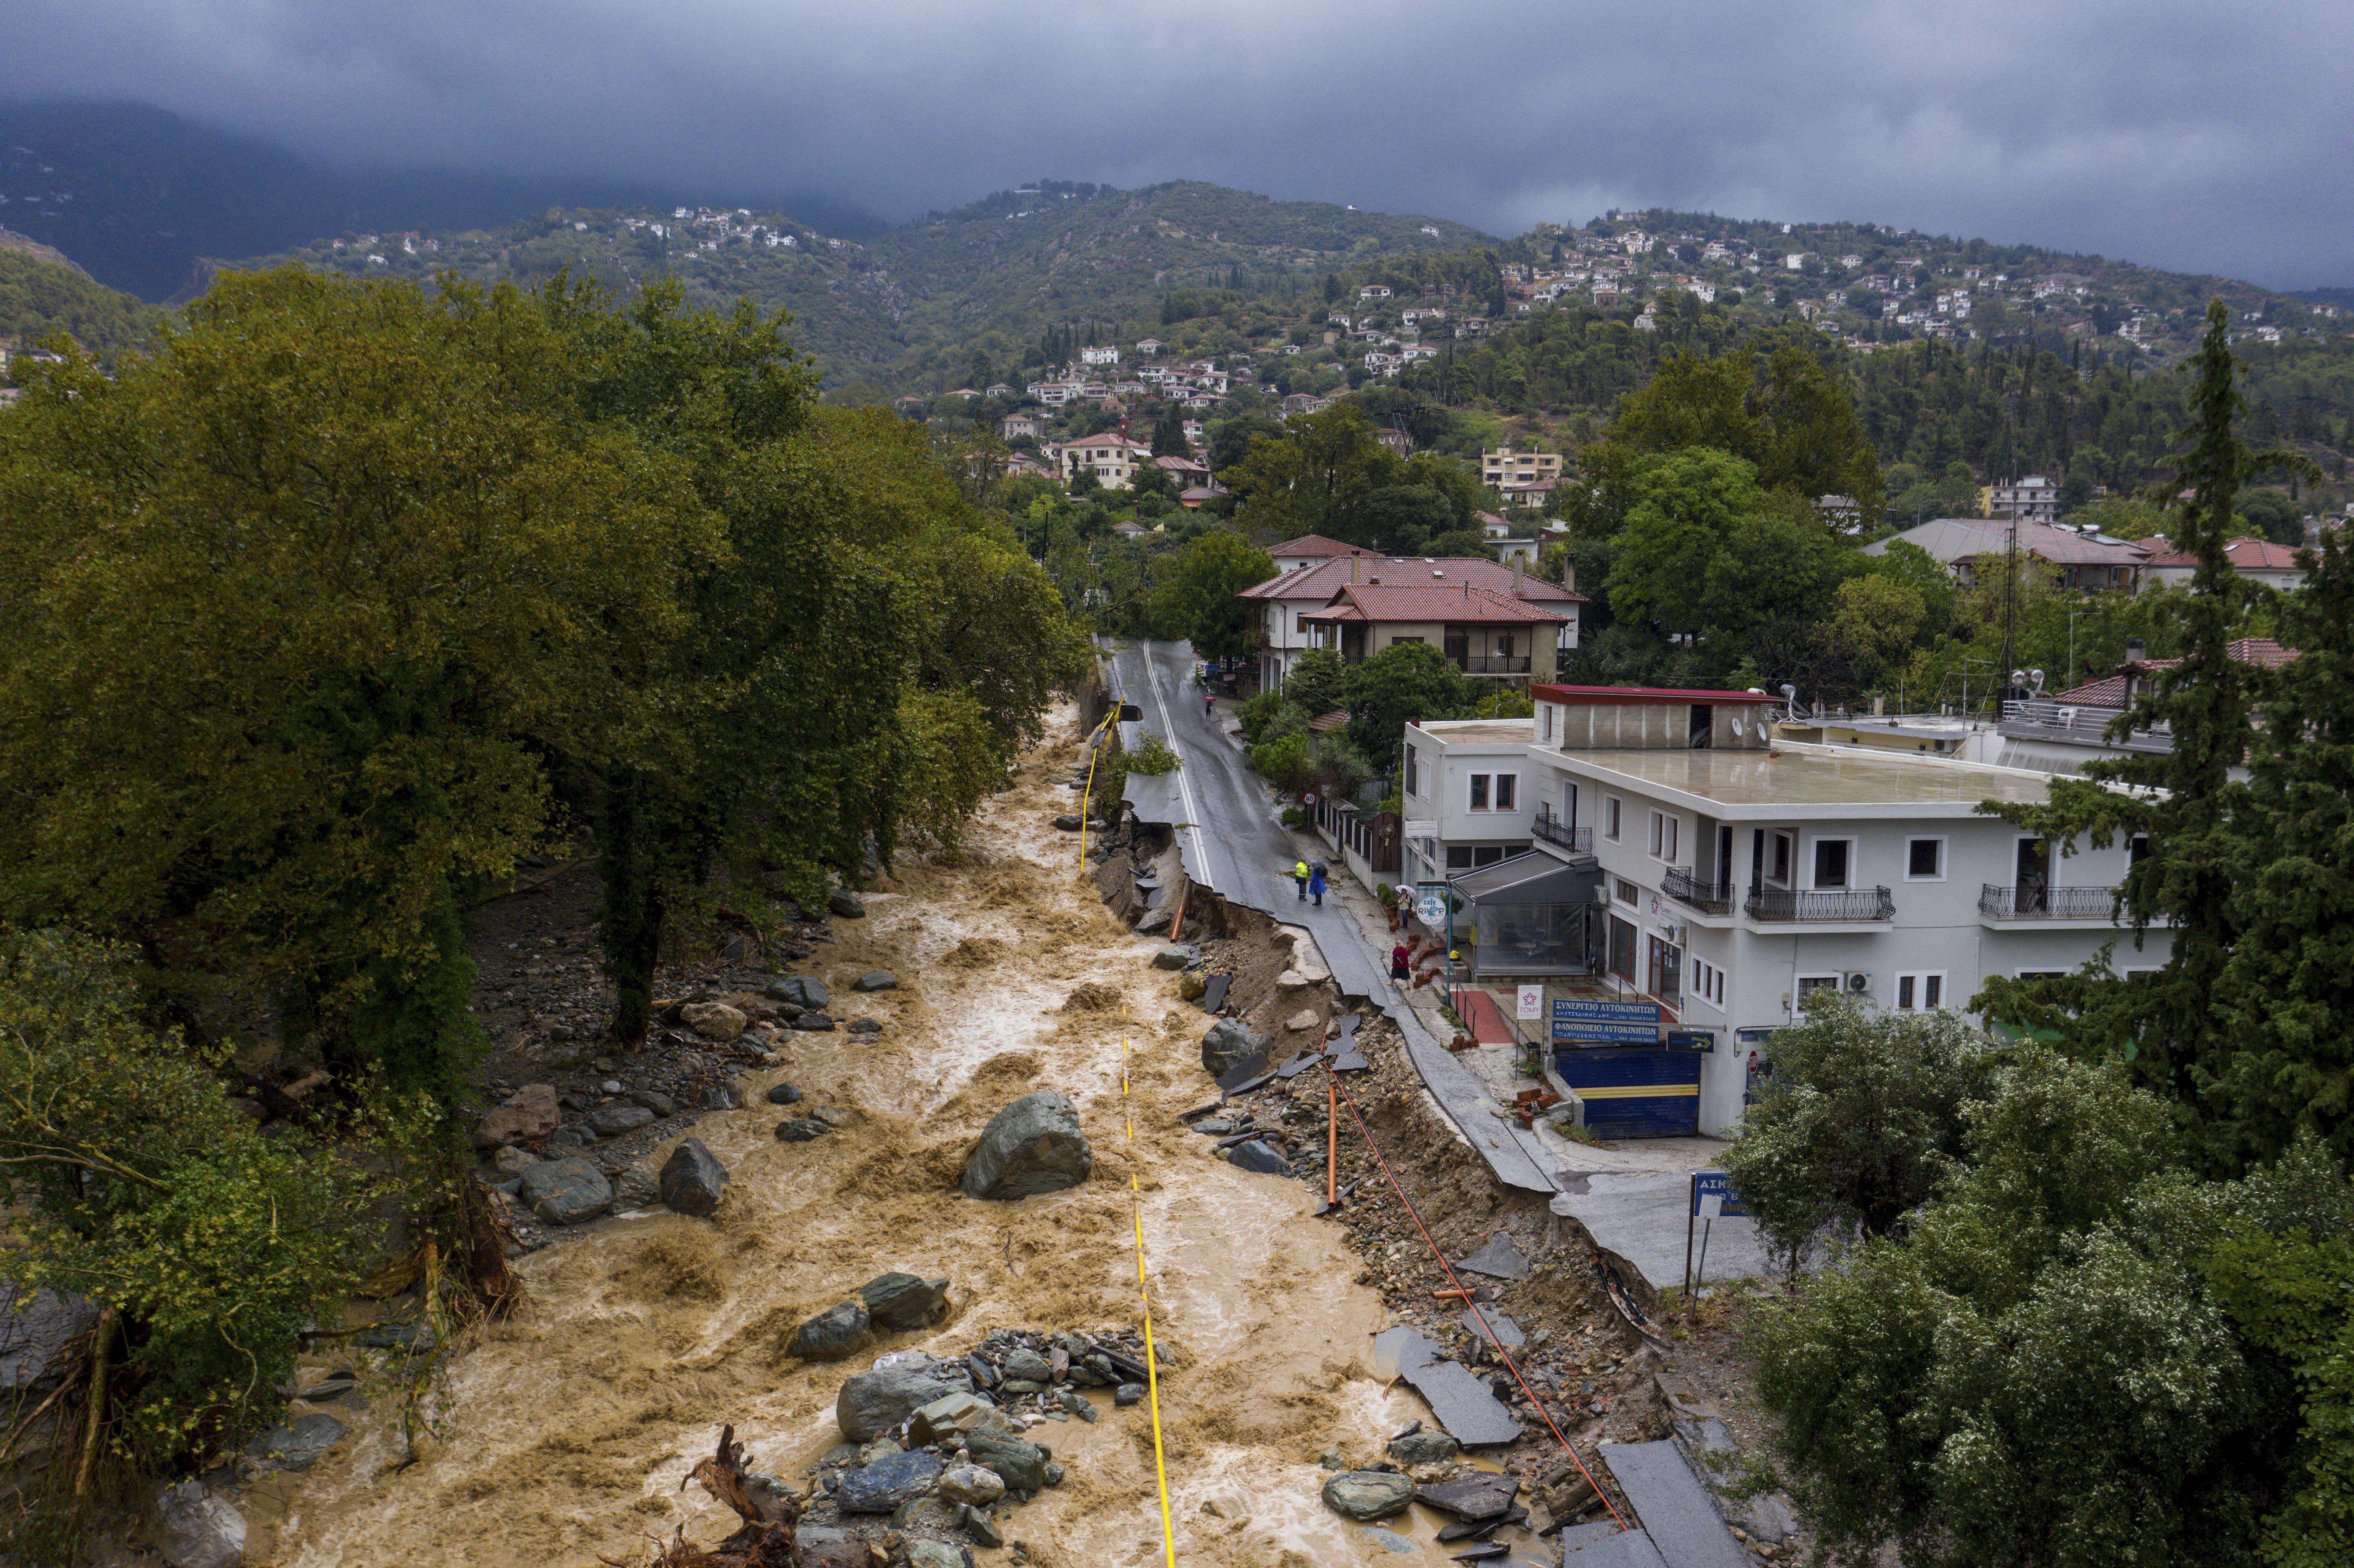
793, 1301, 873, 1361
836, 1354, 971, 1442
852, 970, 897, 992
155, 1480, 245, 1568
587, 1104, 655, 1136
659, 1138, 729, 1216
1200, 1017, 1268, 1076
769, 975, 830, 1010
860, 1271, 951, 1330
765, 1082, 803, 1105
474, 1083, 559, 1149
679, 1002, 747, 1042
1322, 1470, 1415, 1521
962, 1091, 1092, 1200
836, 1448, 940, 1512
610, 1166, 661, 1210
828, 890, 867, 919
518, 1157, 610, 1225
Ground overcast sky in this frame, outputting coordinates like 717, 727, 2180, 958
9, 0, 2351, 287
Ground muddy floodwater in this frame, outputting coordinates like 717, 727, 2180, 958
255, 708, 1463, 1568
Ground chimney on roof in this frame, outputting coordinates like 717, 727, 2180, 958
2126, 637, 2146, 665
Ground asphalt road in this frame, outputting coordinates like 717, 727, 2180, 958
1104, 637, 1559, 1194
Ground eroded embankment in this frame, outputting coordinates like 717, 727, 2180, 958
244, 710, 1458, 1568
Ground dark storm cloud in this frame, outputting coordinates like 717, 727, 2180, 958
7, 0, 2350, 285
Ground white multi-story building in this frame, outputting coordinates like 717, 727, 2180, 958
1401, 686, 2163, 1134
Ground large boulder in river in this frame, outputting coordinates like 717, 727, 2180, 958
660, 1139, 729, 1217
792, 1301, 872, 1361
859, 1272, 950, 1331
679, 1002, 747, 1042
960, 1091, 1092, 1200
1200, 1017, 1268, 1076
836, 1353, 971, 1442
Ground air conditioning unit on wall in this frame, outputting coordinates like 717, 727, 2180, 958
1845, 971, 1872, 993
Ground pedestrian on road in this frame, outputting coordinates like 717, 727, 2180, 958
1395, 883, 1414, 930
1204, 691, 1216, 719
1390, 943, 1410, 983
1293, 859, 1309, 900
1308, 863, 1328, 906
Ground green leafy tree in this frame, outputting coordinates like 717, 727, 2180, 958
0, 266, 711, 1111
1281, 647, 1349, 716
1603, 449, 1857, 675
1724, 998, 2001, 1268
1744, 1042, 2291, 1568
1146, 528, 1276, 660
1220, 403, 1405, 543
1339, 641, 1474, 760
0, 932, 384, 1531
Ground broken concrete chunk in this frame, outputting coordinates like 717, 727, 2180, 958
1456, 1232, 1533, 1281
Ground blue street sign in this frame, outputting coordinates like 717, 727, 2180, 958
1690, 1171, 1748, 1218
1552, 997, 1662, 1043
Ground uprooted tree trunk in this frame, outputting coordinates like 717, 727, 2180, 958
603, 1426, 801, 1568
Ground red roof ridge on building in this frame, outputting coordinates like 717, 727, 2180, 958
1531, 683, 1784, 704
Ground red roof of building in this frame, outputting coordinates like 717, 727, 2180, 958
2142, 537, 2305, 571
1268, 534, 1360, 557
2052, 637, 2299, 706
1531, 683, 1783, 705
1302, 584, 1569, 625
1239, 554, 1585, 603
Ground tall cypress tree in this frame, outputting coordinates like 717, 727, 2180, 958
1980, 299, 2322, 1165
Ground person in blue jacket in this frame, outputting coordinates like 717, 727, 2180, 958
1308, 862, 1328, 907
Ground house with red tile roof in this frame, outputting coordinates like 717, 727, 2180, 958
2138, 537, 2307, 594
1299, 580, 1572, 684
1240, 552, 1584, 692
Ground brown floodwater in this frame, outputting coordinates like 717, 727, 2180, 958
249, 708, 1478, 1568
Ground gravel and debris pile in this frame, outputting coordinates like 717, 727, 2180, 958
794, 1326, 1175, 1560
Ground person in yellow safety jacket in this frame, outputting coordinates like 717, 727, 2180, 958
1293, 859, 1310, 900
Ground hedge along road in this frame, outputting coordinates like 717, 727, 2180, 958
250, 705, 1467, 1568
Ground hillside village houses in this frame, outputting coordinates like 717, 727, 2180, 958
1394, 685, 2161, 1135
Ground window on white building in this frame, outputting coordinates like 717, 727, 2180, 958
1795, 974, 1842, 1008
1767, 831, 1793, 885
1494, 774, 1517, 810
1614, 877, 1639, 904
1812, 837, 1853, 889
1603, 796, 1622, 840
1894, 972, 1946, 1011
1540, 704, 1555, 744
1648, 811, 1679, 862
1405, 748, 1420, 799
1470, 774, 1490, 810
1906, 838, 1946, 880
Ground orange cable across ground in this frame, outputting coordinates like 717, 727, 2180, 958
1320, 1058, 1632, 1536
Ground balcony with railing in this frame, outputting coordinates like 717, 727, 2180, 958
1661, 867, 1733, 915
1979, 883, 2120, 920
1457, 653, 1533, 675
1529, 812, 1591, 855
1745, 886, 1896, 922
